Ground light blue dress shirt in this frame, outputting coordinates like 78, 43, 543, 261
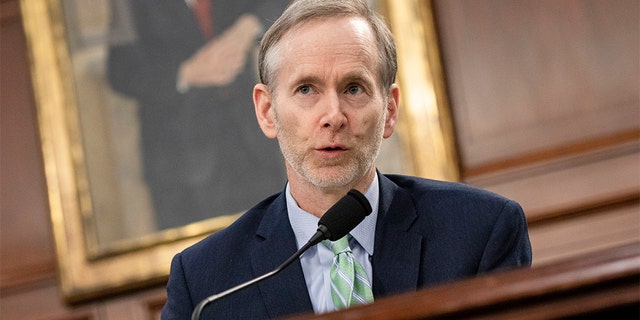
286, 175, 379, 314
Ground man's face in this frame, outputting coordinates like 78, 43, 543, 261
256, 16, 398, 190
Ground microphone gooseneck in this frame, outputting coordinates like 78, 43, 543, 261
191, 189, 372, 320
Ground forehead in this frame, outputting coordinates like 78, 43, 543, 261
276, 16, 379, 82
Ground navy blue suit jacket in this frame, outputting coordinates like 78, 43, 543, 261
161, 174, 532, 319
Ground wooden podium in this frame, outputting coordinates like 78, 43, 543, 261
286, 243, 639, 319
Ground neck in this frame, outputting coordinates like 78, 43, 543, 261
287, 167, 376, 218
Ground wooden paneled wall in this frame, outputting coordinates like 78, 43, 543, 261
433, 0, 639, 265
1, 0, 638, 319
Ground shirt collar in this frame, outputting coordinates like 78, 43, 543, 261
287, 174, 379, 256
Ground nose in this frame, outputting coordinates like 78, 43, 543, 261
320, 92, 346, 130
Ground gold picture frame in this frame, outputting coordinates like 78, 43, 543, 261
21, 0, 458, 303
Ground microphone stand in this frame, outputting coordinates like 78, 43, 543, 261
191, 230, 326, 320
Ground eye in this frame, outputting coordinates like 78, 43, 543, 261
346, 84, 363, 95
297, 85, 313, 95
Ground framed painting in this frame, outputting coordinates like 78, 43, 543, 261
21, 0, 458, 303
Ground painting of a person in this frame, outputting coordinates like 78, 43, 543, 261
107, 0, 289, 229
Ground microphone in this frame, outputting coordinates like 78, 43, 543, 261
191, 189, 372, 320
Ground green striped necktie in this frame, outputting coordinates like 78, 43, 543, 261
324, 236, 374, 309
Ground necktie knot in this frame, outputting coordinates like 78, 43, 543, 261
324, 236, 351, 255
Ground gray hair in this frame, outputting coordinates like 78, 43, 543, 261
258, 0, 397, 93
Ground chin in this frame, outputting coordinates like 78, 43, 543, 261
304, 166, 363, 190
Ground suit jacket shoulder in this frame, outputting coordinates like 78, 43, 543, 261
372, 174, 532, 297
162, 192, 314, 319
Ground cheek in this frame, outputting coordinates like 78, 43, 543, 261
274, 109, 305, 140
356, 110, 386, 134
277, 106, 317, 134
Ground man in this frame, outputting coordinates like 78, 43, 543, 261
161, 0, 532, 318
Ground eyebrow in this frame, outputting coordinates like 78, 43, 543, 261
290, 70, 375, 88
292, 75, 323, 87
341, 70, 375, 85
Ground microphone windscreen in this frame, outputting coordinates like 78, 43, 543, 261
318, 189, 372, 241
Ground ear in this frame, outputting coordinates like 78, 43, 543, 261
253, 83, 277, 139
383, 84, 400, 139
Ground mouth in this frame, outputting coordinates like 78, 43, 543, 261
315, 145, 348, 159
317, 143, 347, 151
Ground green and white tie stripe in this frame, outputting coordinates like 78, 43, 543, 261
324, 236, 374, 309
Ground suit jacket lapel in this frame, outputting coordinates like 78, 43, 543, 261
372, 174, 423, 298
250, 193, 314, 318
